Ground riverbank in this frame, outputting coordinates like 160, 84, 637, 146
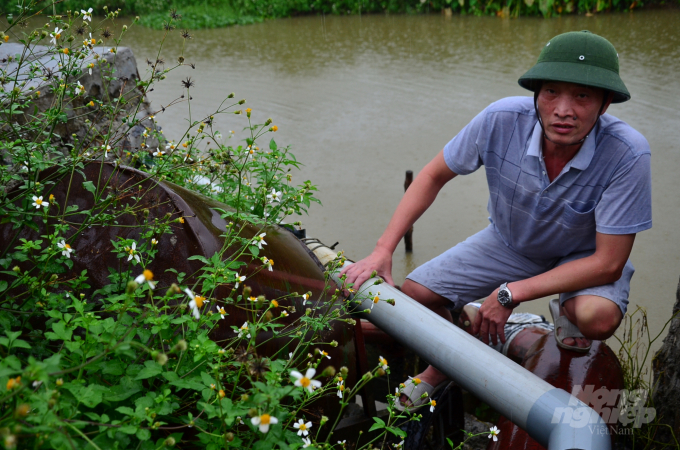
2, 0, 677, 29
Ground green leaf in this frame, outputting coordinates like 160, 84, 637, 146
269, 139, 277, 151
11, 339, 31, 349
386, 426, 407, 437
134, 360, 163, 380
368, 417, 386, 432
136, 428, 151, 441
119, 425, 138, 435
0, 280, 7, 292
102, 361, 126, 376
116, 406, 135, 416
50, 321, 72, 341
82, 181, 97, 197
187, 255, 209, 263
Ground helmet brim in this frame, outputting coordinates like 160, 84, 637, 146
518, 60, 630, 103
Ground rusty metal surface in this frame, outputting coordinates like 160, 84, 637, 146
0, 161, 357, 420
487, 333, 625, 450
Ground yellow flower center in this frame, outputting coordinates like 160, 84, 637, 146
260, 414, 271, 425
249, 296, 257, 302
271, 300, 278, 308
299, 423, 307, 431
179, 217, 185, 224
431, 400, 437, 407
339, 385, 344, 391
412, 378, 421, 385
91, 38, 96, 44
373, 296, 379, 304
218, 307, 226, 314
49, 194, 55, 200
380, 358, 387, 366
62, 48, 69, 54
219, 389, 225, 398
270, 259, 274, 266
143, 269, 153, 281
35, 198, 43, 205
299, 377, 311, 388
64, 243, 71, 250
128, 248, 135, 255
194, 296, 205, 308
55, 33, 61, 39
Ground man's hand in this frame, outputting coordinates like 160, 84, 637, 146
471, 288, 514, 346
339, 247, 395, 293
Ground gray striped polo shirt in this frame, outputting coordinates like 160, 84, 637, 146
443, 96, 652, 260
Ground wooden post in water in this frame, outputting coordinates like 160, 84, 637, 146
403, 170, 414, 252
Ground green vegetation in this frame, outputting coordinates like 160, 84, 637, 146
0, 0, 677, 29
0, 4, 426, 449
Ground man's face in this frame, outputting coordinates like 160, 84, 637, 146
536, 81, 612, 146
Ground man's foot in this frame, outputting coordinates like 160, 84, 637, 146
549, 298, 592, 352
398, 366, 448, 408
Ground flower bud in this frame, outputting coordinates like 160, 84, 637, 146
143, 208, 149, 218
174, 339, 188, 352
228, 92, 235, 98
126, 280, 139, 294
225, 432, 234, 442
256, 295, 265, 304
122, 25, 128, 31
178, 56, 185, 64
362, 372, 373, 381
243, 285, 252, 298
330, 340, 338, 347
164, 437, 176, 447
263, 310, 273, 323
386, 298, 395, 306
155, 353, 168, 366
238, 99, 246, 105
376, 368, 386, 377
241, 393, 249, 401
247, 408, 258, 417
264, 118, 272, 126
50, 274, 58, 282
320, 415, 329, 426
340, 366, 349, 378
15, 404, 30, 417
321, 366, 336, 377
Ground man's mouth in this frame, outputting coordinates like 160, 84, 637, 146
551, 122, 575, 134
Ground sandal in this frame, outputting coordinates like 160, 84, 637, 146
394, 378, 446, 412
549, 298, 591, 353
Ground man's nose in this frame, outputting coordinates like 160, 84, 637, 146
553, 95, 576, 119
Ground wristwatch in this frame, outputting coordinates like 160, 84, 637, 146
497, 282, 516, 309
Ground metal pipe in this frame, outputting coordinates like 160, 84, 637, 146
321, 255, 610, 450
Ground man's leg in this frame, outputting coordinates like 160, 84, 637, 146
560, 295, 623, 348
399, 280, 451, 400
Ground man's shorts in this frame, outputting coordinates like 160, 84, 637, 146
406, 225, 633, 314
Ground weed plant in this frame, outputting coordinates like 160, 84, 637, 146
613, 306, 679, 449
0, 3, 424, 449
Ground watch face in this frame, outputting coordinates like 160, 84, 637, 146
498, 289, 511, 305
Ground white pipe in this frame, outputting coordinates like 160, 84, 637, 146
311, 245, 609, 450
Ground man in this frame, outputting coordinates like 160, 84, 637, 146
341, 30, 651, 411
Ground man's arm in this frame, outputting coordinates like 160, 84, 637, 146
473, 232, 636, 345
341, 150, 457, 288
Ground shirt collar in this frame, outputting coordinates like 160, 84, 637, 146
526, 120, 598, 171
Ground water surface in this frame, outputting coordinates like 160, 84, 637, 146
126, 10, 680, 356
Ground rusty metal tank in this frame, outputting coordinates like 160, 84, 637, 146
0, 161, 357, 421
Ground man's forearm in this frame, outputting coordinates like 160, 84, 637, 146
509, 233, 635, 303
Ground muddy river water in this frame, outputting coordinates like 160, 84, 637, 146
125, 9, 680, 361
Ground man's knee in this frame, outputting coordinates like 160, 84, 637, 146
402, 279, 450, 310
564, 295, 623, 340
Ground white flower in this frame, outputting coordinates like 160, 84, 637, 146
125, 241, 140, 264
379, 356, 388, 370
75, 81, 85, 94
32, 381, 43, 388
32, 195, 48, 209
489, 426, 500, 441
234, 273, 246, 289
302, 437, 312, 448
261, 257, 274, 272
154, 149, 165, 157
235, 322, 251, 339
266, 188, 282, 203
293, 418, 313, 436
81, 8, 93, 21
289, 352, 294, 360
102, 144, 111, 158
184, 288, 209, 320
251, 413, 278, 433
320, 350, 331, 360
252, 233, 267, 250
394, 441, 404, 449
57, 240, 73, 258
337, 380, 344, 398
165, 142, 176, 151
370, 291, 381, 310
430, 399, 436, 412
134, 269, 156, 290
281, 310, 289, 317
50, 27, 63, 45
151, 238, 158, 245
291, 368, 322, 393
216, 305, 227, 319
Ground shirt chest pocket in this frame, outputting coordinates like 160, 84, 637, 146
539, 198, 597, 231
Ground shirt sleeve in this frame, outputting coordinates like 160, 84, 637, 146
595, 153, 652, 235
442, 108, 487, 175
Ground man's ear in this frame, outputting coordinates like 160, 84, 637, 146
600, 91, 615, 116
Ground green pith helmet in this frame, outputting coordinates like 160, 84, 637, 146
518, 30, 630, 103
